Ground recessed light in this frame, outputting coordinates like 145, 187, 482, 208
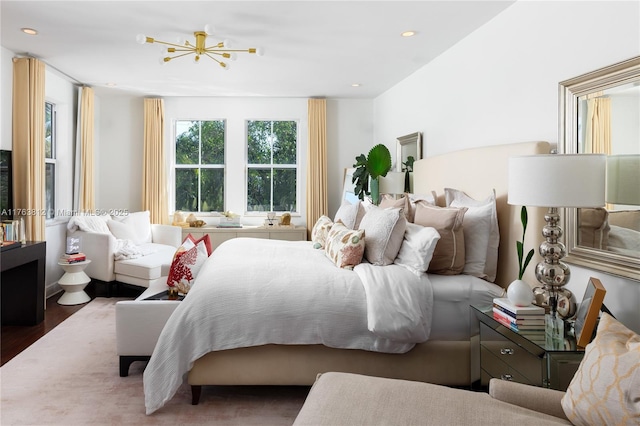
105, 82, 117, 87
351, 83, 361, 87
401, 30, 416, 37
21, 28, 38, 36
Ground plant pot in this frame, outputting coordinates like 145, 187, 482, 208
507, 279, 534, 307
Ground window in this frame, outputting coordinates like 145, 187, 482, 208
174, 120, 225, 212
44, 102, 55, 219
246, 120, 298, 212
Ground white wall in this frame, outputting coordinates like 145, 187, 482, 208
96, 93, 373, 224
374, 1, 640, 332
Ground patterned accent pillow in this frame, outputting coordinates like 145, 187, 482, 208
358, 206, 407, 266
324, 221, 365, 270
166, 234, 213, 291
311, 216, 334, 249
561, 313, 640, 425
413, 204, 467, 275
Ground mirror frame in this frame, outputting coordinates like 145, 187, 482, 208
559, 56, 640, 281
396, 132, 422, 172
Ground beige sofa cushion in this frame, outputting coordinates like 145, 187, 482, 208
293, 372, 570, 425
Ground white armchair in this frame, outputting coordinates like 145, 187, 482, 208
66, 211, 181, 291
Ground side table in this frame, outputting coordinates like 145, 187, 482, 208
57, 260, 92, 305
470, 304, 584, 391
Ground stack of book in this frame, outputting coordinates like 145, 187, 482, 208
492, 297, 546, 342
59, 252, 87, 264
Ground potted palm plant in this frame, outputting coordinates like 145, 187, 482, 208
352, 144, 392, 205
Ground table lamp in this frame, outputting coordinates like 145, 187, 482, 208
507, 154, 606, 320
379, 171, 410, 197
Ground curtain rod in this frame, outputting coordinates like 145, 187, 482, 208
14, 53, 85, 86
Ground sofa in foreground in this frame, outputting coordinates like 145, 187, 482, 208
294, 313, 639, 425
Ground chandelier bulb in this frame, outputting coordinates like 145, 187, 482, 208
204, 24, 214, 35
223, 39, 232, 49
136, 34, 147, 45
177, 36, 186, 46
254, 47, 265, 56
220, 62, 230, 71
158, 56, 170, 65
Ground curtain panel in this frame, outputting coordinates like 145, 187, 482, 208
74, 86, 95, 212
12, 57, 46, 241
306, 99, 328, 237
142, 98, 168, 225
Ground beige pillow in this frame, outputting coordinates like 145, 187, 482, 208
413, 204, 467, 275
311, 215, 333, 249
334, 201, 366, 230
445, 188, 499, 282
407, 192, 438, 223
324, 221, 365, 270
379, 195, 410, 221
561, 313, 640, 425
578, 207, 610, 250
358, 207, 407, 266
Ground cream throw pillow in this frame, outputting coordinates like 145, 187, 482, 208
413, 204, 467, 275
445, 188, 499, 282
561, 313, 640, 425
358, 207, 407, 266
394, 223, 441, 274
110, 211, 152, 244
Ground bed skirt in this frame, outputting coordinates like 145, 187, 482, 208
187, 340, 471, 403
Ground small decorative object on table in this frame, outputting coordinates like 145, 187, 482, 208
280, 212, 291, 226
507, 206, 535, 307
267, 212, 276, 226
574, 277, 606, 348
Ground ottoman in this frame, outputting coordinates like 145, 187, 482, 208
116, 281, 181, 377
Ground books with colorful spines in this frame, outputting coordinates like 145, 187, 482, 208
62, 252, 85, 259
492, 312, 545, 331
493, 297, 545, 318
492, 308, 545, 326
59, 253, 86, 263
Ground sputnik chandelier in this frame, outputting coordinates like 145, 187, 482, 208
136, 24, 263, 70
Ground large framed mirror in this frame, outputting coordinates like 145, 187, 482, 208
560, 56, 640, 281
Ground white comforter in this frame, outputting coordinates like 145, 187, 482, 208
143, 238, 433, 414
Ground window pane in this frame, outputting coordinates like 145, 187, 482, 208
45, 163, 55, 219
273, 121, 297, 164
175, 120, 200, 165
247, 168, 271, 211
247, 121, 271, 164
273, 168, 296, 212
45, 103, 53, 159
200, 168, 224, 212
201, 120, 225, 164
175, 168, 199, 211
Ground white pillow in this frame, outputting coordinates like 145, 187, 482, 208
358, 206, 407, 266
394, 223, 441, 274
110, 211, 152, 245
445, 188, 499, 282
334, 201, 365, 230
107, 219, 137, 242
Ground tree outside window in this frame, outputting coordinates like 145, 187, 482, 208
174, 120, 225, 212
247, 120, 297, 212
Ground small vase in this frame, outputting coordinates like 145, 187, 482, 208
370, 177, 380, 205
507, 279, 534, 307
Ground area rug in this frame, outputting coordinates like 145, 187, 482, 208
0, 298, 309, 425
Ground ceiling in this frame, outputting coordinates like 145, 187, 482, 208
1, 1, 514, 98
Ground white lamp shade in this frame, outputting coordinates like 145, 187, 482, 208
508, 154, 606, 208
379, 172, 408, 194
607, 155, 640, 205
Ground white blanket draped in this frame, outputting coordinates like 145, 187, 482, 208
143, 238, 432, 414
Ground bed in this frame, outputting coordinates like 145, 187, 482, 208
143, 140, 552, 414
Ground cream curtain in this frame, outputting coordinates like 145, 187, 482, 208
584, 95, 612, 155
142, 98, 168, 225
73, 86, 95, 212
12, 57, 45, 241
306, 99, 328, 236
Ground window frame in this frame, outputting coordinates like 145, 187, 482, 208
172, 119, 226, 214
245, 119, 300, 215
44, 101, 56, 220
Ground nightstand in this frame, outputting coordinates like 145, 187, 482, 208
470, 304, 584, 391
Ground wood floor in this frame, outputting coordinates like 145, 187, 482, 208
1, 281, 141, 366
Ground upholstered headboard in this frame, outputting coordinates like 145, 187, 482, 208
413, 141, 552, 288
